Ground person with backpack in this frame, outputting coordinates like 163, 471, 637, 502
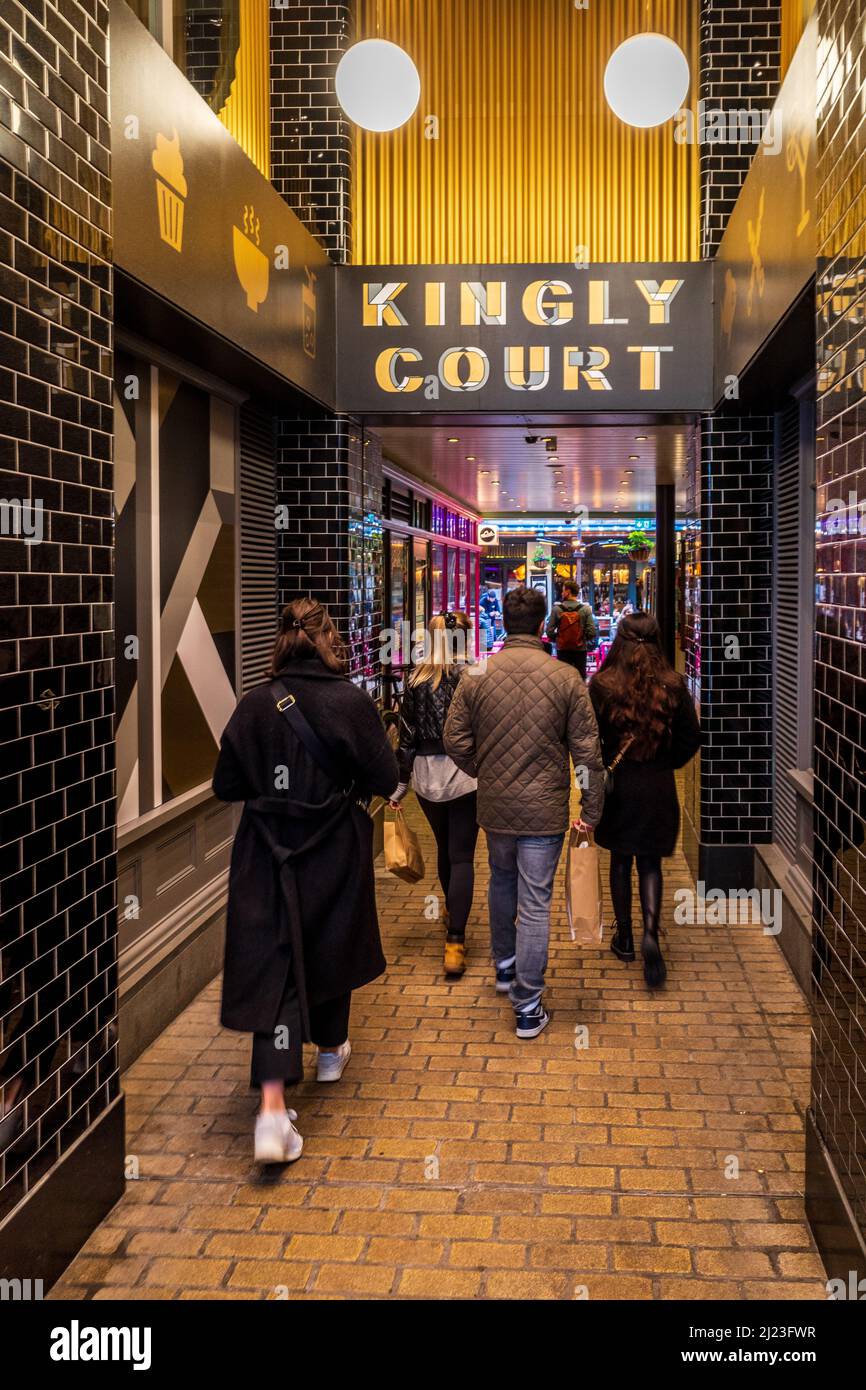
546, 580, 597, 679
213, 598, 399, 1166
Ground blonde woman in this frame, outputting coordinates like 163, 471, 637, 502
391, 612, 479, 976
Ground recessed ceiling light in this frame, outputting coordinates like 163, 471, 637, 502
628, 455, 640, 461
624, 469, 634, 474
465, 455, 476, 461
447, 437, 460, 443
480, 469, 490, 475
635, 435, 647, 442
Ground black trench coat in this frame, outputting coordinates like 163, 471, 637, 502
213, 660, 399, 1037
589, 678, 701, 858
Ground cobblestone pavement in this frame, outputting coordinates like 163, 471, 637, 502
52, 797, 826, 1300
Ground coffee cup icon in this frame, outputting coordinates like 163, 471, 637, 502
233, 216, 269, 312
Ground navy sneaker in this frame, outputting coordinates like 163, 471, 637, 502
495, 961, 516, 994
515, 1004, 550, 1039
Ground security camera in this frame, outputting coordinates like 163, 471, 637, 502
524, 435, 538, 445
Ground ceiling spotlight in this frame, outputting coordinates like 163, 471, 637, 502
335, 39, 421, 132
447, 437, 460, 444
635, 435, 648, 442
625, 469, 634, 475
480, 469, 490, 475
465, 455, 476, 461
628, 454, 640, 460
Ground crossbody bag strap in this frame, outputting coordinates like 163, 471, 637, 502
272, 680, 354, 797
606, 732, 635, 775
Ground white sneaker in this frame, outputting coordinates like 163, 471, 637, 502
254, 1108, 304, 1164
316, 1040, 352, 1083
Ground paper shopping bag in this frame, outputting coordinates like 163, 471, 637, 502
565, 826, 603, 945
384, 807, 425, 883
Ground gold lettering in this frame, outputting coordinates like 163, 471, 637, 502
363, 282, 409, 327
563, 346, 612, 391
634, 279, 684, 325
504, 345, 549, 390
438, 346, 489, 392
522, 279, 573, 326
588, 281, 628, 325
375, 347, 423, 392
628, 345, 674, 390
425, 282, 445, 326
460, 281, 507, 326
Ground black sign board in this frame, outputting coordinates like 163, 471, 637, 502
110, 0, 335, 406
714, 14, 817, 398
335, 261, 713, 413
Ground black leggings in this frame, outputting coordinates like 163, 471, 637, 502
416, 791, 479, 940
610, 852, 663, 932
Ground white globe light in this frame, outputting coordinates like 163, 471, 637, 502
335, 39, 421, 132
603, 33, 690, 128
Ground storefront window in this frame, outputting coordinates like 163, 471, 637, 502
414, 539, 429, 633
115, 351, 237, 827
390, 533, 410, 634
447, 548, 458, 608
431, 543, 445, 613
458, 550, 468, 611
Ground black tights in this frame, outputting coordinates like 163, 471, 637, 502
610, 853, 663, 933
416, 792, 478, 940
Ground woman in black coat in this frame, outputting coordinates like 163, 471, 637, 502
213, 598, 399, 1165
589, 612, 700, 989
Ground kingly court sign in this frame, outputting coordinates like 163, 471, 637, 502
336, 262, 714, 413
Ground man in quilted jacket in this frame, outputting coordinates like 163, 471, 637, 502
444, 586, 605, 1038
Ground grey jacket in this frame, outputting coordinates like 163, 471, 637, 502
443, 634, 605, 834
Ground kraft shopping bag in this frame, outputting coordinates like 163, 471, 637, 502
384, 807, 425, 884
565, 825, 603, 945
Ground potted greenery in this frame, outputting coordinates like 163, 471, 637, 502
621, 530, 654, 562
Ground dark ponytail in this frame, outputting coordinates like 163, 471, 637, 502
269, 597, 348, 677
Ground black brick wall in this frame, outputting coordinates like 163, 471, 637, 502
684, 411, 774, 885
275, 414, 382, 696
810, 0, 866, 1269
0, 0, 117, 1233
269, 1, 353, 264
700, 1, 782, 254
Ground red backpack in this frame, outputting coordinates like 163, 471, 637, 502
556, 606, 586, 652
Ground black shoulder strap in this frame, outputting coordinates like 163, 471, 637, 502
272, 680, 353, 796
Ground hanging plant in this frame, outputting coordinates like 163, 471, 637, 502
532, 545, 550, 568
621, 530, 654, 562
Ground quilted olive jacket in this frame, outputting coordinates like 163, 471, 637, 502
443, 634, 605, 834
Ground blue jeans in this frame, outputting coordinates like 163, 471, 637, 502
486, 831, 565, 1013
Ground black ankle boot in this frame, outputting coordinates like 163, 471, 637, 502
610, 921, 635, 962
641, 922, 667, 988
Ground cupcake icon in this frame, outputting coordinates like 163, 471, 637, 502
152, 129, 188, 252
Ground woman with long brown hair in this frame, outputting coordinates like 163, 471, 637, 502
391, 611, 478, 977
589, 612, 700, 988
213, 598, 399, 1165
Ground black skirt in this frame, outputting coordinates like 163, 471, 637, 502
593, 758, 682, 858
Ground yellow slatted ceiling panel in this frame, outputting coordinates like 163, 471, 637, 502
781, 0, 816, 81
354, 0, 699, 265
218, 0, 271, 180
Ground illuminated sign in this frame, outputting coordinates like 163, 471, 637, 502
337, 263, 713, 412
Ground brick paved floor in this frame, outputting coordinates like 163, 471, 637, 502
52, 797, 826, 1301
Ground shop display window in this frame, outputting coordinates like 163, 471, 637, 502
115, 351, 237, 828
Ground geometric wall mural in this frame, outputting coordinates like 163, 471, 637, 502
114, 355, 237, 826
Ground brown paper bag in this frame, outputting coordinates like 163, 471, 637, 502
565, 826, 603, 945
384, 808, 425, 883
